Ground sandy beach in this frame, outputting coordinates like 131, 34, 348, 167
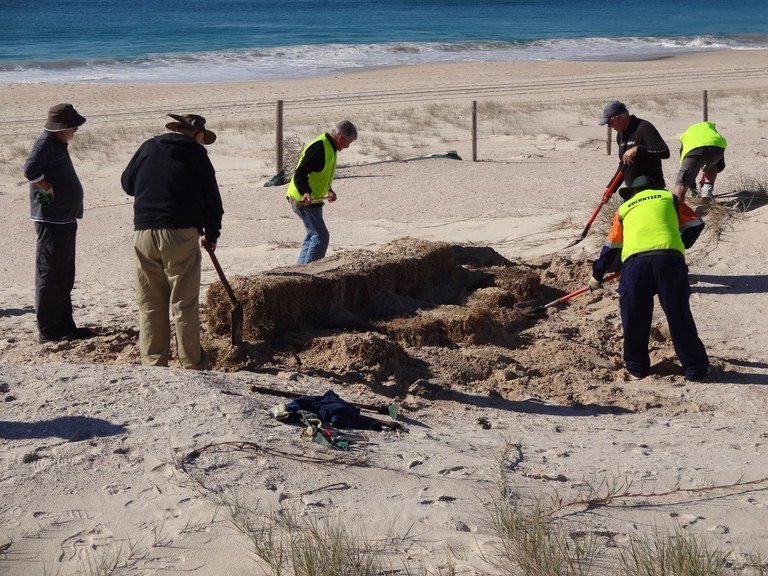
2, 50, 768, 574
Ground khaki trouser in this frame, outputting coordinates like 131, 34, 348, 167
133, 228, 208, 370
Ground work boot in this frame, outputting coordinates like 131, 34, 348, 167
39, 331, 66, 343
685, 366, 710, 381
66, 326, 94, 340
40, 327, 94, 343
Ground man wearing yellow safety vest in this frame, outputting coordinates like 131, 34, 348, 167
673, 121, 727, 202
589, 175, 709, 381
286, 120, 357, 265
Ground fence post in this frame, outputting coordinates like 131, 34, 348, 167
606, 125, 612, 156
471, 100, 478, 162
702, 90, 708, 121
276, 100, 284, 174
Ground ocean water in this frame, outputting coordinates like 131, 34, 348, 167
1, 0, 767, 83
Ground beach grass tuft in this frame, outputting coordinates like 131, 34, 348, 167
222, 493, 420, 576
618, 525, 727, 576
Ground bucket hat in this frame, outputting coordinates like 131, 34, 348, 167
44, 103, 86, 131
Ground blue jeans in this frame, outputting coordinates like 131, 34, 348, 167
291, 203, 329, 264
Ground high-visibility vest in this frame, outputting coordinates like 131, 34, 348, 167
286, 134, 336, 201
619, 189, 685, 261
679, 121, 727, 163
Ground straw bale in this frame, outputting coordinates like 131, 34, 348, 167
205, 237, 456, 341
485, 266, 540, 302
380, 287, 527, 348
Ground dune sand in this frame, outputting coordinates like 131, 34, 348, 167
1, 50, 768, 574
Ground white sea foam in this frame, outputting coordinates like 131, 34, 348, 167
0, 36, 764, 84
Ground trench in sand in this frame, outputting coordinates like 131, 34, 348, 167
202, 237, 700, 415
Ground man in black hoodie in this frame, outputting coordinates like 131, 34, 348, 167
121, 114, 223, 370
599, 100, 670, 189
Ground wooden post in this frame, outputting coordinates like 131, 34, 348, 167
471, 100, 478, 162
606, 125, 612, 156
702, 90, 708, 121
276, 100, 284, 174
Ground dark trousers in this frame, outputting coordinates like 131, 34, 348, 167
618, 253, 708, 378
35, 221, 78, 338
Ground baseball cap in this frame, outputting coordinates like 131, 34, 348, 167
598, 101, 628, 126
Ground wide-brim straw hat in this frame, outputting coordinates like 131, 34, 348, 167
165, 113, 217, 145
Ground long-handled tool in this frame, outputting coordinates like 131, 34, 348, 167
205, 246, 243, 345
563, 164, 625, 248
515, 272, 621, 314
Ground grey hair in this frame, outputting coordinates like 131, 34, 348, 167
172, 125, 199, 139
333, 120, 358, 140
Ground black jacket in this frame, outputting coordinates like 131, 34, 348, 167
24, 131, 84, 223
617, 116, 670, 189
121, 133, 223, 243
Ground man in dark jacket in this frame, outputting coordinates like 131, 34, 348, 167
121, 114, 223, 370
24, 103, 93, 343
599, 101, 670, 189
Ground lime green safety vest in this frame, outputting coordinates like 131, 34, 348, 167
619, 189, 685, 261
286, 134, 337, 202
679, 121, 727, 163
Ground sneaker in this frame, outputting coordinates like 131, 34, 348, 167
627, 371, 646, 381
700, 183, 714, 199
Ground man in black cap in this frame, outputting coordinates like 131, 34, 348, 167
23, 103, 93, 343
599, 100, 670, 189
121, 114, 223, 370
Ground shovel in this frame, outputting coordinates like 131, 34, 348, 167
515, 272, 621, 314
563, 164, 625, 248
205, 246, 243, 345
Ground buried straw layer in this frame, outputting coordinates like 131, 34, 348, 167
204, 238, 540, 344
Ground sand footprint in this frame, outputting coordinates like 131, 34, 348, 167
59, 524, 115, 562
669, 512, 704, 528
32, 509, 90, 522
438, 465, 466, 476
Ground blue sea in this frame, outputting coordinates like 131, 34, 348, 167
1, 0, 767, 83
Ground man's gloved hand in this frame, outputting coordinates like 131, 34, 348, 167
588, 276, 603, 291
